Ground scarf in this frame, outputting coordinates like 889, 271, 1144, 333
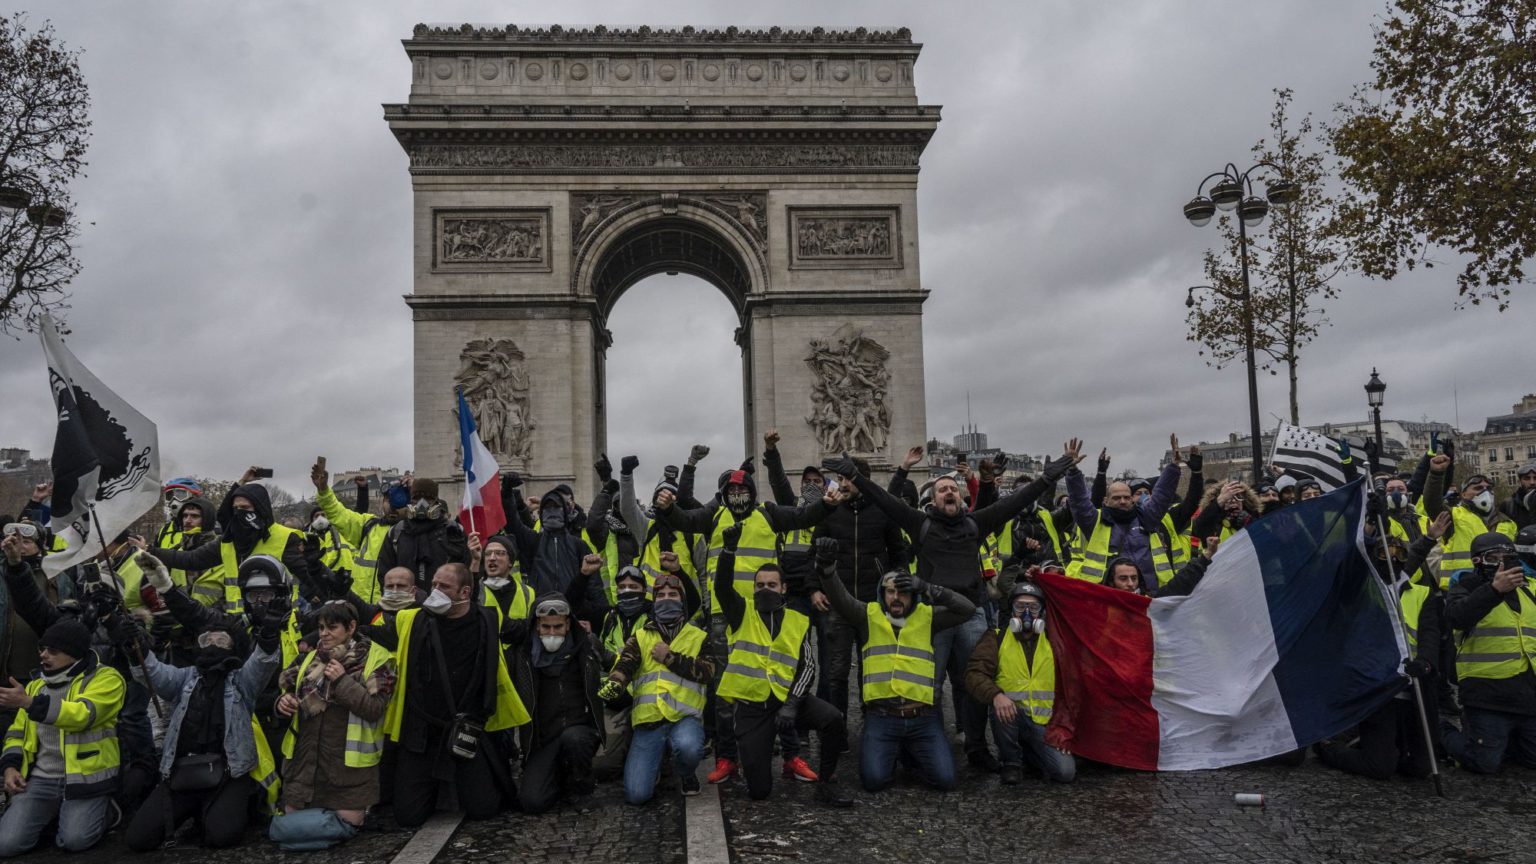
296, 638, 371, 718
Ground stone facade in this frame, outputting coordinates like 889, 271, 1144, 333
388, 24, 941, 502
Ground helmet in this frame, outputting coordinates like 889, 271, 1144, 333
1515, 524, 1536, 571
162, 477, 202, 503
237, 554, 291, 593
1009, 581, 1046, 607
1470, 532, 1516, 560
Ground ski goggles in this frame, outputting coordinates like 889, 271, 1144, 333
197, 630, 235, 650
534, 597, 571, 618
3, 522, 40, 539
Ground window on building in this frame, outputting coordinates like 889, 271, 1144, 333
1509, 471, 1519, 486
1506, 447, 1515, 462
1527, 444, 1536, 460
1489, 448, 1499, 463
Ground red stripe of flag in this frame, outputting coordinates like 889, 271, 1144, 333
1036, 570, 1161, 771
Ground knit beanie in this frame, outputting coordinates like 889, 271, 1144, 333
39, 618, 92, 662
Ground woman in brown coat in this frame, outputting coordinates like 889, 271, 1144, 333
269, 602, 396, 850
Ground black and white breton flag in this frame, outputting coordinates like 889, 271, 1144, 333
39, 314, 160, 577
1269, 422, 1347, 491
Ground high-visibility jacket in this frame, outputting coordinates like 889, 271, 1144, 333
861, 602, 936, 705
382, 608, 530, 741
1069, 512, 1178, 586
219, 525, 304, 615
631, 625, 709, 724
601, 612, 649, 666
778, 527, 814, 561
1429, 505, 1518, 589
157, 528, 227, 608
583, 529, 625, 606
282, 641, 395, 768
706, 508, 778, 613
1162, 513, 1191, 568
483, 578, 535, 625
639, 524, 697, 589
115, 555, 145, 612
1400, 582, 1431, 654
314, 487, 391, 604
312, 526, 357, 583
1455, 580, 1536, 682
250, 716, 281, 814
996, 629, 1056, 725
1, 661, 125, 797
718, 603, 809, 704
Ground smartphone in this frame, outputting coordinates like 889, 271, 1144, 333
253, 467, 275, 479
826, 478, 840, 494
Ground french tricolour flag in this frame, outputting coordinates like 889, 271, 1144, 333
1037, 480, 1407, 771
457, 388, 507, 538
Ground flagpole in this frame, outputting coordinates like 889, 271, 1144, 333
86, 502, 165, 719
1372, 502, 1446, 797
457, 386, 478, 539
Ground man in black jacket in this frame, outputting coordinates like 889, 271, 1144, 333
506, 593, 604, 814
826, 444, 1078, 772
375, 478, 470, 591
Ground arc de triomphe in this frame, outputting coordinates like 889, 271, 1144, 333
385, 24, 942, 501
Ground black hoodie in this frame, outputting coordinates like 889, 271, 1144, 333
505, 592, 606, 756
148, 483, 310, 592
502, 491, 598, 623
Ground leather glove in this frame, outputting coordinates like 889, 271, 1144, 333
149, 614, 178, 642
106, 611, 143, 650
501, 472, 524, 495
621, 455, 640, 475
720, 522, 743, 551
323, 566, 353, 601
136, 552, 174, 593
597, 679, 625, 702
1097, 452, 1112, 474
813, 537, 840, 564
259, 595, 292, 635
979, 460, 998, 483
254, 626, 280, 654
1040, 453, 1076, 485
1404, 658, 1433, 679
595, 453, 613, 484
1187, 450, 1202, 472
775, 703, 799, 734
1366, 491, 1385, 523
688, 444, 710, 466
892, 573, 928, 596
739, 456, 756, 475
821, 453, 859, 479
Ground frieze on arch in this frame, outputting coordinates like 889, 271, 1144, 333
571, 192, 766, 249
406, 142, 923, 173
409, 23, 915, 45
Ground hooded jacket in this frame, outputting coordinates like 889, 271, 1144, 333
502, 490, 599, 622
376, 497, 469, 590
505, 592, 606, 757
148, 484, 310, 593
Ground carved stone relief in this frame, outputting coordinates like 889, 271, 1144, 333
433, 209, 551, 272
788, 207, 901, 269
409, 143, 922, 172
805, 324, 892, 455
570, 192, 768, 250
455, 338, 535, 466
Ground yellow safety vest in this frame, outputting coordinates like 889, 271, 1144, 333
996, 630, 1056, 725
1429, 506, 1518, 589
631, 625, 709, 724
219, 524, 304, 615
718, 603, 809, 704
115, 555, 145, 611
861, 602, 936, 705
1069, 513, 1178, 586
707, 509, 779, 612
639, 525, 697, 589
382, 609, 529, 741
483, 578, 535, 625
282, 640, 395, 768
2, 662, 125, 795
250, 716, 281, 813
314, 527, 357, 583
1455, 580, 1536, 681
314, 487, 391, 604
1400, 583, 1430, 654
158, 527, 227, 608
583, 529, 625, 606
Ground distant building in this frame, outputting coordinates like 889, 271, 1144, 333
926, 429, 1047, 487
1479, 394, 1536, 486
330, 467, 405, 501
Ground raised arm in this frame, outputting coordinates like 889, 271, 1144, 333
972, 452, 1077, 533
618, 457, 650, 541
761, 432, 796, 506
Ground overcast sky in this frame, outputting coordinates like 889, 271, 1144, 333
2, 0, 1532, 498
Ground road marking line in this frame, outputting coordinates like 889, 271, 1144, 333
685, 765, 731, 864
388, 811, 463, 864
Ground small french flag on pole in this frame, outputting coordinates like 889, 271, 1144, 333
457, 388, 507, 539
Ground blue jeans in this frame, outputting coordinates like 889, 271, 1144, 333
932, 604, 988, 751
0, 774, 112, 856
268, 808, 359, 851
991, 711, 1076, 782
624, 717, 705, 805
859, 711, 956, 792
1444, 705, 1536, 775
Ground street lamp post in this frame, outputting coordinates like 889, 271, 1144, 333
1365, 368, 1386, 474
1183, 163, 1299, 484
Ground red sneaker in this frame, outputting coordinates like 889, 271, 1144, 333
707, 758, 739, 783
782, 756, 819, 783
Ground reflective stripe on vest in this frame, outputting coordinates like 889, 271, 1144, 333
861, 602, 936, 705
1069, 514, 1175, 585
718, 603, 810, 703
707, 509, 778, 612
7, 665, 125, 792
281, 641, 394, 768
219, 525, 303, 615
632, 625, 709, 724
1432, 507, 1517, 589
996, 630, 1056, 724
1455, 583, 1536, 680
1400, 583, 1430, 654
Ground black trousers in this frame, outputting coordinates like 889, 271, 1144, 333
123, 775, 256, 852
393, 742, 506, 827
518, 726, 601, 814
733, 695, 847, 800
1320, 696, 1438, 780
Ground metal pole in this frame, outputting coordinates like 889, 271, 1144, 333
1374, 507, 1446, 797
1373, 405, 1385, 474
1236, 213, 1264, 483
86, 504, 165, 719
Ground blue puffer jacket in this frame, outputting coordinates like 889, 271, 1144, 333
141, 646, 279, 779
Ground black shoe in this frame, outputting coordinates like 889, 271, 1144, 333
816, 779, 854, 808
967, 748, 1000, 773
680, 773, 701, 797
999, 764, 1022, 786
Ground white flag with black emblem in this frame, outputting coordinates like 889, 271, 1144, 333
38, 314, 160, 576
1268, 421, 1348, 491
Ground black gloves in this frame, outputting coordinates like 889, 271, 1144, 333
775, 702, 799, 734
739, 456, 756, 475
1187, 450, 1202, 472
1404, 658, 1433, 679
1366, 491, 1386, 523
106, 611, 144, 652
621, 455, 640, 475
253, 596, 291, 652
892, 573, 929, 596
253, 626, 280, 655
813, 537, 840, 565
501, 473, 524, 496
1041, 453, 1075, 484
721, 522, 743, 551
596, 453, 613, 484
821, 453, 859, 479
1097, 453, 1111, 474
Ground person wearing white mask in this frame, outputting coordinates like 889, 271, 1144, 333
375, 563, 529, 827
504, 594, 604, 814
1423, 454, 1519, 589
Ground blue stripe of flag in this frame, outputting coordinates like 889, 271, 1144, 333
456, 389, 478, 486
